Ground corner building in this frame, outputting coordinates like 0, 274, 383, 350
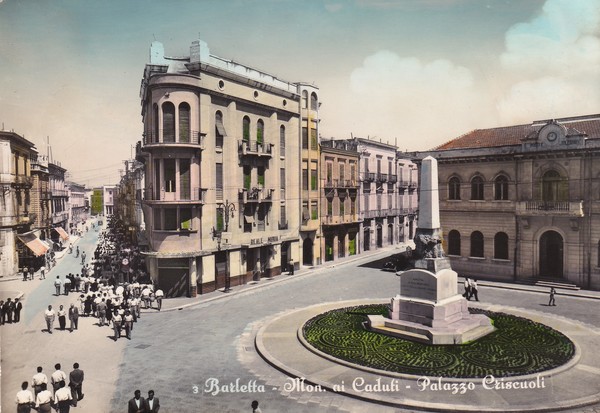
137, 40, 317, 296
417, 114, 600, 290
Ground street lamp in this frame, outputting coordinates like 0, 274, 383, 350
211, 200, 236, 292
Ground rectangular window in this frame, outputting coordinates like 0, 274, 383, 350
154, 159, 160, 199
310, 128, 318, 150
280, 205, 286, 228
302, 201, 309, 222
164, 159, 176, 193
153, 209, 161, 230
280, 127, 285, 157
280, 168, 286, 199
257, 166, 265, 187
216, 207, 224, 232
311, 201, 318, 220
339, 198, 345, 216
302, 167, 308, 190
364, 158, 369, 173
351, 198, 356, 215
243, 166, 251, 190
326, 163, 332, 185
302, 127, 308, 149
216, 163, 223, 200
310, 161, 318, 191
350, 164, 356, 184
164, 208, 177, 230
339, 163, 345, 185
180, 158, 190, 200
364, 192, 370, 211
257, 204, 266, 231
180, 208, 192, 230
327, 199, 333, 216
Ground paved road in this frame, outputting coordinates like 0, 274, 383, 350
3, 237, 600, 413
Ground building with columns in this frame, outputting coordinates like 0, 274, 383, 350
415, 114, 600, 290
137, 39, 318, 296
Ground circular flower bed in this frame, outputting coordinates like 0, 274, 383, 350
302, 305, 575, 378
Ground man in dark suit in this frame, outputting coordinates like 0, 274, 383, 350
4, 298, 14, 323
69, 363, 84, 406
146, 390, 160, 412
127, 390, 146, 413
13, 298, 23, 323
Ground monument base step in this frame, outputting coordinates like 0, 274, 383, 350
367, 314, 495, 345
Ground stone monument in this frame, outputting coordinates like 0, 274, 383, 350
366, 156, 494, 345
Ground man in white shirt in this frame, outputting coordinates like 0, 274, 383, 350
53, 381, 73, 413
15, 381, 34, 413
31, 366, 48, 396
35, 383, 53, 413
50, 364, 67, 392
44, 306, 55, 334
155, 289, 164, 311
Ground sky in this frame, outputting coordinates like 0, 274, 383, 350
1, 0, 599, 186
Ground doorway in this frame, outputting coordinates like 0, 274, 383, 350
539, 230, 563, 278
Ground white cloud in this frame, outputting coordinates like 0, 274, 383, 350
498, 0, 600, 123
320, 50, 493, 150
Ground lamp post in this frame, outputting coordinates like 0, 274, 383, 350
212, 200, 236, 292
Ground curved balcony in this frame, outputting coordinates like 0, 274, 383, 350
142, 130, 204, 150
143, 187, 207, 205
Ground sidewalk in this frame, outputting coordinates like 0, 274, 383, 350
146, 243, 600, 315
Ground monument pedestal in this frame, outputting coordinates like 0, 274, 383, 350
366, 268, 494, 345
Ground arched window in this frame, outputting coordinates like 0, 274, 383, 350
215, 111, 225, 148
152, 103, 159, 144
470, 231, 484, 258
448, 230, 461, 256
256, 119, 264, 145
310, 92, 318, 110
162, 102, 175, 143
494, 175, 509, 200
280, 125, 285, 157
494, 232, 509, 259
542, 169, 567, 201
448, 177, 461, 200
471, 176, 484, 200
242, 116, 250, 142
301, 91, 308, 109
179, 103, 190, 143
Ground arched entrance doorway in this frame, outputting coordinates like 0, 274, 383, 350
539, 230, 563, 278
302, 238, 313, 266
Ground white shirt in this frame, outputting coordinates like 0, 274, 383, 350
44, 309, 55, 319
16, 389, 34, 404
35, 390, 53, 406
32, 372, 48, 385
54, 387, 72, 403
51, 370, 67, 385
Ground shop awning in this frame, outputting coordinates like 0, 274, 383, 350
54, 226, 70, 240
17, 232, 49, 257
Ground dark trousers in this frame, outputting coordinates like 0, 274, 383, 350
57, 399, 71, 413
13, 310, 21, 323
70, 384, 83, 405
17, 403, 32, 413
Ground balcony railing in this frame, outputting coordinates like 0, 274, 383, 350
278, 221, 288, 230
376, 173, 388, 183
143, 187, 207, 203
388, 174, 398, 183
52, 211, 69, 224
516, 200, 584, 217
51, 189, 69, 197
238, 187, 274, 203
142, 130, 204, 148
362, 172, 375, 182
11, 175, 33, 189
238, 140, 273, 157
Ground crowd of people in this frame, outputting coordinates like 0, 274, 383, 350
0, 297, 23, 325
15, 362, 84, 413
43, 217, 164, 340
